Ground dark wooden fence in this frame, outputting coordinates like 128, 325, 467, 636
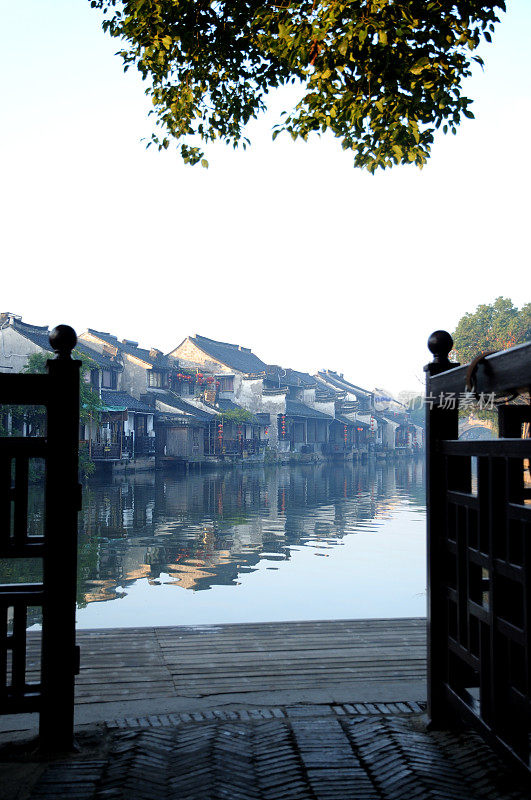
425, 331, 531, 774
0, 326, 81, 750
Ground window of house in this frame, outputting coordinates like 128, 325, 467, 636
102, 369, 117, 389
148, 370, 168, 388
218, 376, 234, 392
135, 415, 147, 436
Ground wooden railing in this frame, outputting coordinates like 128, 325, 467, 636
0, 326, 81, 751
90, 442, 121, 460
134, 435, 156, 456
205, 438, 263, 456
425, 332, 531, 775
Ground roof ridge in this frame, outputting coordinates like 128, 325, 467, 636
14, 319, 49, 333
194, 334, 242, 351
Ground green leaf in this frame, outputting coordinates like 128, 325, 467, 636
410, 57, 430, 75
92, 0, 503, 172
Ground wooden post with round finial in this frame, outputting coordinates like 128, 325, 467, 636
39, 326, 81, 751
424, 331, 460, 729
426, 329, 455, 376
49, 324, 78, 360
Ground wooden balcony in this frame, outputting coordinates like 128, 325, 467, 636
205, 438, 263, 456
90, 442, 121, 460
134, 435, 156, 456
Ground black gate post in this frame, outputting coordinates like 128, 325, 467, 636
39, 326, 81, 750
424, 330, 459, 726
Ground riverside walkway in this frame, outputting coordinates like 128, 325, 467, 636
72, 617, 427, 716
1, 618, 529, 799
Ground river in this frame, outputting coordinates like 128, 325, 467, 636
5, 460, 427, 629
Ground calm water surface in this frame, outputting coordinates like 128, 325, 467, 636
14, 461, 427, 629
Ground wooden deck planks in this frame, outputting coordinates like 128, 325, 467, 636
26, 617, 426, 706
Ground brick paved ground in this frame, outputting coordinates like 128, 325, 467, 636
12, 704, 528, 800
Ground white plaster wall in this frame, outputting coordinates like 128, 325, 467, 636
237, 377, 265, 414
0, 328, 49, 373
122, 356, 150, 400
312, 400, 335, 417
257, 392, 287, 449
78, 331, 108, 355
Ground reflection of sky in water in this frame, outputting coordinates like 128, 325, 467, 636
67, 461, 426, 628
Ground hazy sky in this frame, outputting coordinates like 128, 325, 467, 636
2, 1, 529, 394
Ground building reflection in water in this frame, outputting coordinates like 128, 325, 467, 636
3, 461, 425, 628
74, 461, 425, 609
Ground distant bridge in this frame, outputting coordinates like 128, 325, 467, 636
458, 416, 494, 441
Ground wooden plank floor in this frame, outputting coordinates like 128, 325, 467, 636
28, 618, 427, 706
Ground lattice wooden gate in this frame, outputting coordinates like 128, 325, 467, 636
0, 325, 81, 750
425, 331, 531, 775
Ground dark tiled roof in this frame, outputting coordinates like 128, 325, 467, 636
11, 320, 117, 369
75, 342, 118, 369
314, 376, 341, 399
153, 393, 216, 421
265, 366, 316, 388
88, 329, 172, 369
216, 399, 242, 412
285, 399, 333, 420
335, 413, 369, 428
101, 390, 154, 413
190, 334, 267, 374
12, 320, 52, 352
318, 370, 372, 397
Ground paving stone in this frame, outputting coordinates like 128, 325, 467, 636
26, 705, 531, 800
285, 705, 334, 717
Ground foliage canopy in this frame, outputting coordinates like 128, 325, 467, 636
452, 297, 531, 364
220, 407, 256, 424
92, 0, 505, 171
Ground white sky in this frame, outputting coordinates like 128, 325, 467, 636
1, 1, 529, 395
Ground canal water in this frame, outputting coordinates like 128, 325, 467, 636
7, 461, 427, 629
